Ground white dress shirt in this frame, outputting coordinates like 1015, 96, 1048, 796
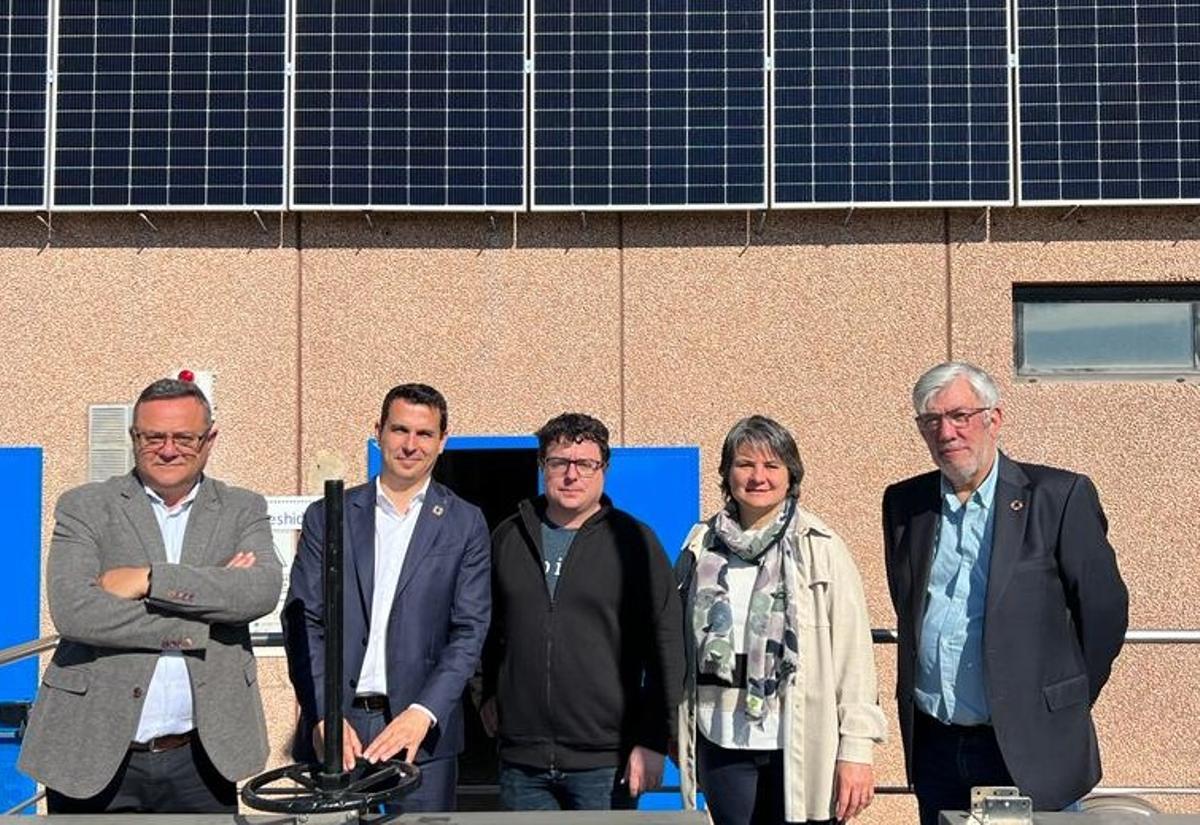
134, 480, 201, 742
356, 478, 436, 723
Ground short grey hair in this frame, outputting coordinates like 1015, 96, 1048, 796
133, 378, 213, 427
718, 415, 805, 499
912, 362, 1001, 414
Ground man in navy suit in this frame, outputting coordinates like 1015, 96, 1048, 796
283, 383, 491, 812
883, 362, 1128, 825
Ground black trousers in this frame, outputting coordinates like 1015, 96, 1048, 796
345, 703, 458, 813
46, 737, 236, 814
696, 732, 834, 825
912, 711, 1014, 825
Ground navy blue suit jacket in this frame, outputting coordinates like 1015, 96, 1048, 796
883, 453, 1128, 810
283, 480, 491, 763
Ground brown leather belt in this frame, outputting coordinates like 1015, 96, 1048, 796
352, 694, 389, 711
129, 730, 195, 753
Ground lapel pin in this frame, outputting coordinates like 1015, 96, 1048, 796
1010, 500, 1024, 511
432, 504, 444, 518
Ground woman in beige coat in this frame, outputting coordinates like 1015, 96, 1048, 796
676, 415, 886, 825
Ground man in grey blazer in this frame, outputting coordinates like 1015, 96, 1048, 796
18, 377, 282, 813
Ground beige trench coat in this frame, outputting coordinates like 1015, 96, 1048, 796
677, 505, 887, 822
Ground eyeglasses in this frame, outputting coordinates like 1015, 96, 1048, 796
131, 429, 211, 454
543, 457, 605, 477
914, 407, 991, 432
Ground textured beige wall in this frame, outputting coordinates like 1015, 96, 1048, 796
297, 212, 623, 491
942, 208, 1200, 805
0, 212, 305, 777
3, 208, 1198, 818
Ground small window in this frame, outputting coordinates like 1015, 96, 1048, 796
1014, 284, 1200, 380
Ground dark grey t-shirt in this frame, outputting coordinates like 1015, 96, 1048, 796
540, 519, 577, 599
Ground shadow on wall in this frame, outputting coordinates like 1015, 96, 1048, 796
1, 207, 1198, 251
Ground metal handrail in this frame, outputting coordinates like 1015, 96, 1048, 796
1, 629, 1200, 807
0, 635, 58, 668
2, 790, 43, 816
5, 629, 1200, 664
870, 628, 1200, 644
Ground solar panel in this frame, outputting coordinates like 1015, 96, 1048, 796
773, 0, 1012, 207
1017, 0, 1200, 204
291, 0, 526, 210
0, 2, 49, 209
52, 1, 287, 209
532, 0, 767, 210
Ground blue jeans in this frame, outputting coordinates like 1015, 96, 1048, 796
498, 761, 635, 811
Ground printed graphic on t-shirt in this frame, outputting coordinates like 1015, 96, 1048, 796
539, 520, 577, 599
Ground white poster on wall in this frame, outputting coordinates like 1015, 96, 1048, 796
251, 495, 319, 653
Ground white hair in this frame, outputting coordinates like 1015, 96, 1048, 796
912, 361, 1000, 413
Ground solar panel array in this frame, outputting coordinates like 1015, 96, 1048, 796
292, 0, 525, 209
532, 0, 767, 209
0, 2, 49, 209
53, 1, 287, 209
1017, 0, 1200, 203
4, 4, 1200, 210
774, 0, 1012, 207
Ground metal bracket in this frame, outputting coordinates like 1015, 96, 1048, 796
0, 701, 31, 742
971, 786, 1032, 825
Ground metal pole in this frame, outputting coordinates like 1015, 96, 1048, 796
319, 479, 346, 788
0, 635, 59, 668
2, 790, 43, 815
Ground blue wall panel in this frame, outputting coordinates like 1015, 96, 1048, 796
0, 446, 42, 813
368, 436, 699, 810
605, 445, 699, 561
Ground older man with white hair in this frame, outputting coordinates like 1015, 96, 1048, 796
883, 361, 1128, 825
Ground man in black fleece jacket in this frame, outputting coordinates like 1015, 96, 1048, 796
480, 413, 684, 811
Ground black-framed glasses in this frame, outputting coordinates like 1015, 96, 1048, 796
131, 429, 211, 454
914, 407, 991, 432
543, 457, 605, 478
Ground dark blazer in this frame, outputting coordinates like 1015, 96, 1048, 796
882, 453, 1128, 810
283, 479, 491, 763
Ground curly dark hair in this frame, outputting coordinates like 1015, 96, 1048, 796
536, 413, 611, 465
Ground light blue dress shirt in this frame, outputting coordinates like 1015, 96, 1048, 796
135, 480, 201, 742
915, 457, 999, 725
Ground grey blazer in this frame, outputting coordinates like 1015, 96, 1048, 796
18, 472, 282, 799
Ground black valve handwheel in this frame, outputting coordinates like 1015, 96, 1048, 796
240, 758, 422, 814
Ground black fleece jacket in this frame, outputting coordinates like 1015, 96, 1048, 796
482, 495, 684, 771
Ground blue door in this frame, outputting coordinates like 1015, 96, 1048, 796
605, 445, 700, 810
605, 445, 699, 563
0, 447, 42, 814
367, 436, 701, 810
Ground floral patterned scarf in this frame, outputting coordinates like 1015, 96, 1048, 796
693, 496, 801, 724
